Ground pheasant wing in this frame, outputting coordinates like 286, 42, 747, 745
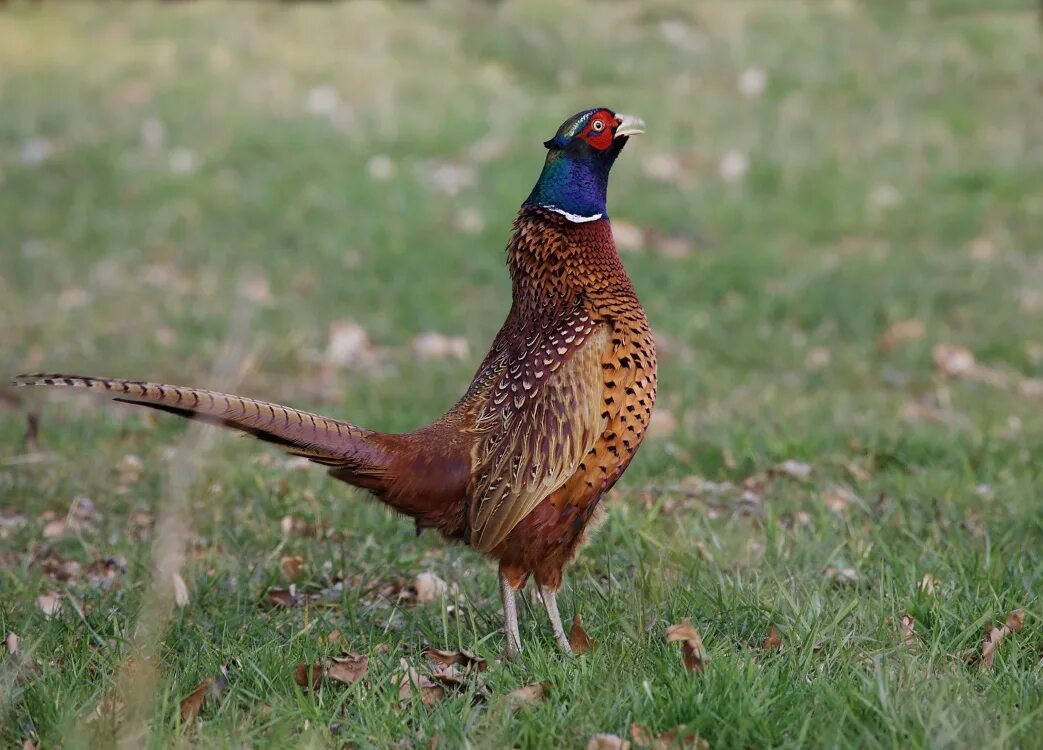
467, 308, 609, 553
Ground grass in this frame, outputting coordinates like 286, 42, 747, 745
1, 1, 1042, 747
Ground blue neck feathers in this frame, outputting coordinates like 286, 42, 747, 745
524, 149, 614, 219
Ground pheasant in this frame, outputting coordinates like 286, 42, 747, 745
13, 107, 657, 657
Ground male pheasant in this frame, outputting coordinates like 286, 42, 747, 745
13, 108, 657, 657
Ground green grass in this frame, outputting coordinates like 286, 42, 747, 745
2, 1, 1042, 747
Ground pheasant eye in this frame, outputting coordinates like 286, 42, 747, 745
591, 120, 605, 132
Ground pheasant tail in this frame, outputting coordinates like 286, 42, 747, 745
11, 373, 392, 483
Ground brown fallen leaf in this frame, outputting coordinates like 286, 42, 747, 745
37, 593, 61, 618
39, 555, 82, 582
263, 587, 299, 608
588, 734, 631, 750
631, 722, 709, 749
761, 626, 782, 651
933, 343, 976, 377
505, 681, 550, 706
656, 725, 709, 749
293, 662, 323, 691
280, 555, 305, 579
423, 647, 487, 672
394, 660, 445, 706
899, 614, 918, 648
980, 608, 1026, 670
918, 573, 937, 595
879, 318, 925, 352
179, 677, 212, 722
821, 566, 860, 586
822, 486, 857, 513
772, 460, 811, 480
631, 724, 655, 746
666, 619, 708, 673
414, 571, 450, 603
328, 652, 368, 685
569, 614, 596, 654
322, 629, 343, 646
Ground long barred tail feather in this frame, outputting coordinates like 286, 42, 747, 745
11, 373, 391, 481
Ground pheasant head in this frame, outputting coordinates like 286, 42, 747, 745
525, 108, 644, 222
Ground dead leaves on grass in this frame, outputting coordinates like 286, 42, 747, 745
422, 647, 487, 672
975, 608, 1026, 670
761, 626, 783, 652
592, 724, 710, 750
899, 614, 918, 648
666, 619, 708, 673
505, 681, 550, 706
569, 614, 596, 654
179, 677, 212, 722
328, 652, 370, 684
179, 669, 228, 722
294, 652, 370, 691
630, 723, 710, 749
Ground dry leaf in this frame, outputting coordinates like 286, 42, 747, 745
414, 572, 449, 603
656, 726, 709, 749
39, 556, 82, 582
918, 573, 937, 595
773, 460, 811, 480
263, 587, 298, 608
42, 518, 67, 539
822, 486, 857, 513
666, 619, 707, 673
6, 632, 20, 657
423, 647, 487, 672
588, 734, 631, 750
280, 555, 305, 579
322, 629, 343, 646
569, 614, 595, 654
719, 150, 748, 184
179, 677, 212, 722
761, 626, 782, 651
37, 593, 61, 618
613, 220, 645, 252
117, 454, 144, 485
933, 343, 976, 377
804, 347, 831, 370
631, 724, 655, 746
395, 660, 445, 706
293, 662, 323, 691
326, 319, 376, 367
879, 319, 925, 352
738, 67, 768, 97
412, 332, 470, 361
328, 652, 368, 685
631, 722, 708, 749
979, 608, 1025, 670
899, 614, 917, 647
505, 681, 549, 706
455, 206, 486, 234
821, 566, 860, 586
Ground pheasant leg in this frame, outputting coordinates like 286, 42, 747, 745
539, 585, 573, 655
500, 572, 523, 659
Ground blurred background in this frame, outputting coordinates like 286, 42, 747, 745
1, 2, 1042, 745
2, 0, 1041, 459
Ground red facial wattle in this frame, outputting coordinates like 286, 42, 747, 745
577, 110, 617, 150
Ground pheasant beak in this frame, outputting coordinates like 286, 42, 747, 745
614, 113, 646, 138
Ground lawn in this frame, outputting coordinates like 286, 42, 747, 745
1, 1, 1042, 747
